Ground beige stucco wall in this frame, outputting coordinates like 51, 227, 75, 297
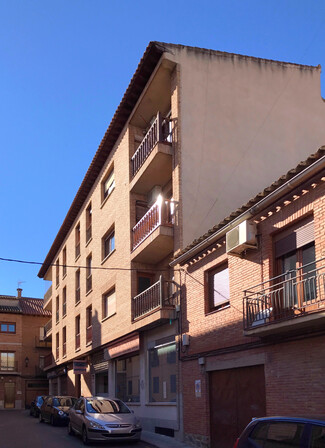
172, 46, 325, 248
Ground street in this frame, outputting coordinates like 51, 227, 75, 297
0, 410, 155, 448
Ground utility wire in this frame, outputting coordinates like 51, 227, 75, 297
0, 257, 177, 272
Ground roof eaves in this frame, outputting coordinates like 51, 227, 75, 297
38, 41, 167, 279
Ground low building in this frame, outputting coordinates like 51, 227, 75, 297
0, 288, 51, 409
171, 147, 325, 448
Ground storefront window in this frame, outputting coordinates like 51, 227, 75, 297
95, 371, 108, 395
149, 342, 176, 402
116, 355, 140, 403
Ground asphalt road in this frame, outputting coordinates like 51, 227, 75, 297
0, 410, 155, 448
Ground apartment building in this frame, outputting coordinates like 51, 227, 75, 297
171, 147, 325, 448
0, 288, 51, 409
38, 42, 325, 440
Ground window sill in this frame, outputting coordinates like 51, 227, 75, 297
75, 301, 81, 307
86, 289, 93, 297
86, 341, 92, 347
86, 237, 92, 248
100, 188, 115, 209
101, 312, 116, 323
101, 249, 116, 265
62, 273, 67, 281
62, 313, 67, 319
205, 303, 230, 316
75, 347, 81, 353
55, 284, 60, 290
62, 354, 67, 359
75, 254, 81, 262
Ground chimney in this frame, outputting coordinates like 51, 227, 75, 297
17, 288, 22, 299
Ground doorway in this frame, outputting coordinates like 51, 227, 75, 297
4, 383, 15, 409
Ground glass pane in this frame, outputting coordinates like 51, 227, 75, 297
116, 355, 139, 403
302, 244, 316, 301
282, 252, 297, 307
8, 325, 15, 333
149, 344, 176, 403
266, 422, 304, 445
1, 324, 7, 332
209, 266, 230, 308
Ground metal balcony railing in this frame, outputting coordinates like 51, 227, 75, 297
131, 112, 172, 177
44, 353, 54, 368
132, 276, 175, 320
35, 336, 51, 348
43, 285, 52, 308
0, 361, 18, 372
86, 326, 92, 344
44, 319, 52, 337
243, 258, 325, 331
132, 197, 174, 250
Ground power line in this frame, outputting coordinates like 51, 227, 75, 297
0, 257, 176, 272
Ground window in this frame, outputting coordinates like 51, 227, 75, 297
95, 372, 108, 395
86, 255, 92, 293
62, 287, 67, 317
0, 322, 16, 334
102, 169, 115, 201
75, 315, 80, 350
251, 421, 304, 446
206, 263, 230, 312
102, 288, 116, 320
56, 333, 59, 360
116, 355, 140, 402
62, 246, 67, 277
102, 229, 115, 260
274, 216, 316, 309
62, 327, 66, 357
86, 306, 92, 344
75, 223, 80, 258
86, 203, 92, 243
56, 258, 59, 287
56, 295, 59, 323
75, 269, 80, 304
137, 272, 154, 294
0, 352, 15, 371
148, 342, 176, 403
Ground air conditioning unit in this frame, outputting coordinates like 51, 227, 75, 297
226, 220, 257, 255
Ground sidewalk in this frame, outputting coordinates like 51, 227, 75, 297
141, 430, 192, 448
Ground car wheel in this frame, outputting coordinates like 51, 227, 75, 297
68, 422, 74, 436
50, 415, 56, 426
82, 426, 89, 445
39, 413, 44, 423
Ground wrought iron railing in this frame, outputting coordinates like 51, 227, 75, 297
243, 259, 325, 330
43, 285, 52, 308
0, 361, 18, 372
44, 353, 54, 368
131, 112, 172, 177
44, 319, 52, 337
132, 198, 173, 250
132, 276, 175, 320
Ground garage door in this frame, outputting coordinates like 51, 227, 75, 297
209, 364, 266, 448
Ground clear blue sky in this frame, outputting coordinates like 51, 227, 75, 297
1, 0, 325, 298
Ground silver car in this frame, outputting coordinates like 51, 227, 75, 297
68, 396, 142, 445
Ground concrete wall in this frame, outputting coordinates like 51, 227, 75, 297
173, 46, 325, 248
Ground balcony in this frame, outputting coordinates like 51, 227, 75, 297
0, 361, 18, 373
44, 319, 52, 340
243, 259, 325, 337
44, 353, 55, 368
35, 336, 52, 349
132, 276, 176, 327
130, 112, 172, 195
43, 285, 52, 311
131, 197, 174, 264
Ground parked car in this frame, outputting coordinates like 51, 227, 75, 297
234, 416, 325, 447
29, 395, 48, 418
68, 396, 142, 445
39, 396, 77, 426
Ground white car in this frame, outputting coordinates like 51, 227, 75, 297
68, 396, 142, 445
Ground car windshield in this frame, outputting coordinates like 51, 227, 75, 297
53, 397, 76, 407
86, 399, 131, 414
